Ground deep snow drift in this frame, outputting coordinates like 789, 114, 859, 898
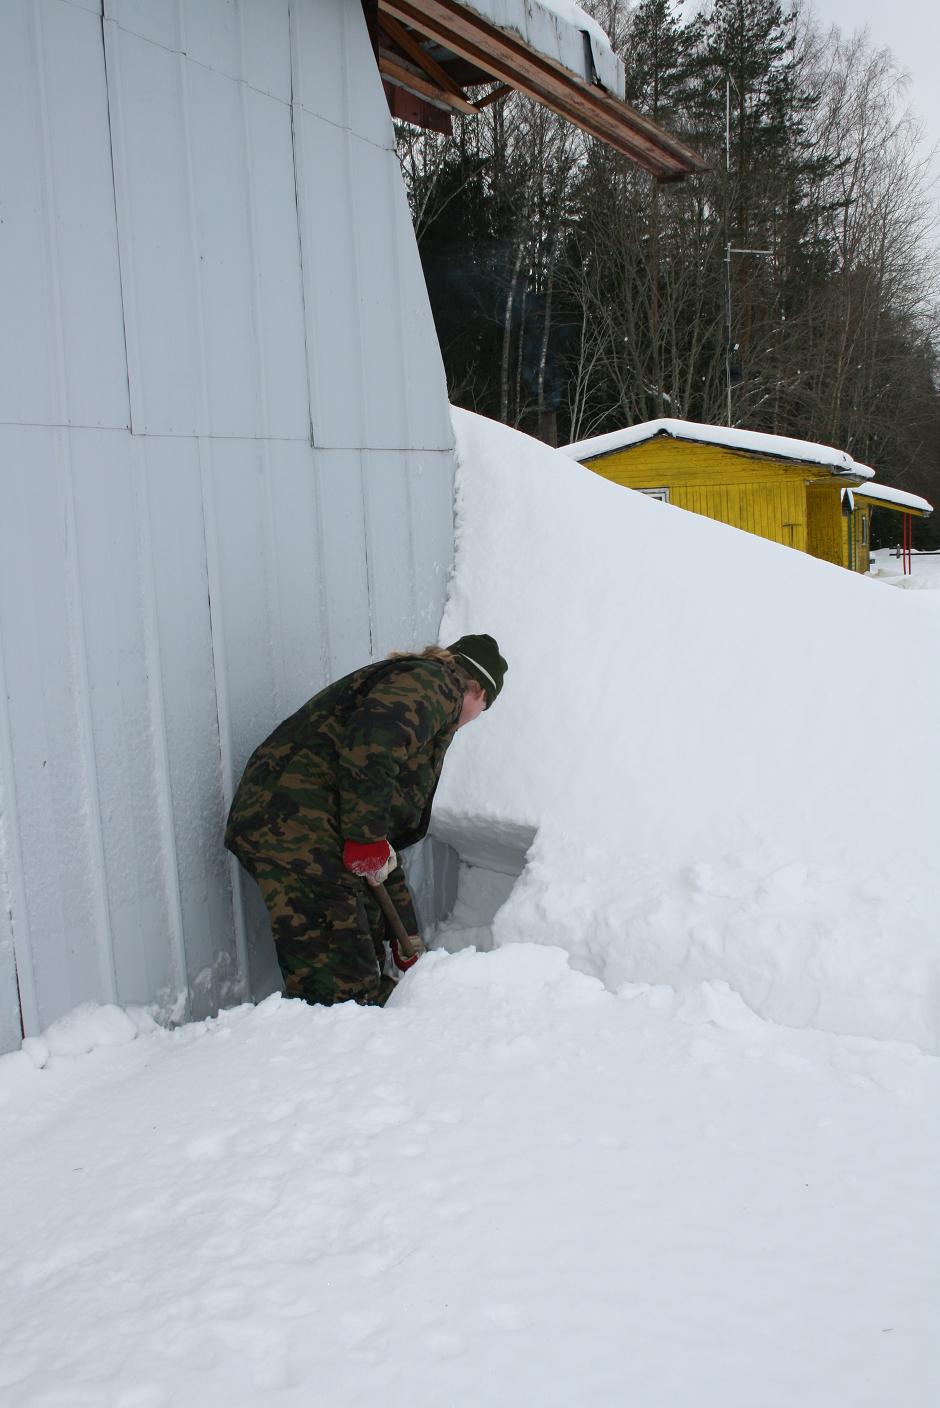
434, 411, 940, 1052
3, 413, 940, 1408
2, 961, 938, 1408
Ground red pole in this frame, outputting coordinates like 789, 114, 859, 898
903, 516, 907, 575
905, 514, 912, 575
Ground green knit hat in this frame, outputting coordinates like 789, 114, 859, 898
447, 634, 508, 708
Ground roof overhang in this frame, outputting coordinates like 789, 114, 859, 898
850, 484, 933, 518
374, 0, 708, 181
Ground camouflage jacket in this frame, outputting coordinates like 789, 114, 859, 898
224, 656, 466, 874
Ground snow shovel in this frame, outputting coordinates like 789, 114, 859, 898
370, 881, 421, 961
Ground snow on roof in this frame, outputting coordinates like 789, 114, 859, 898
462, 0, 624, 97
561, 418, 876, 481
851, 482, 933, 515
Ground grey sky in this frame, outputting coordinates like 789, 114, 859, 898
675, 2, 939, 156
809, 0, 940, 158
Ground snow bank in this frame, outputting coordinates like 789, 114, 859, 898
871, 549, 940, 593
18, 1001, 154, 1069
434, 410, 940, 1052
2, 979, 938, 1407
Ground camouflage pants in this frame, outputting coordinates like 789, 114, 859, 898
228, 802, 418, 1006
249, 861, 397, 1006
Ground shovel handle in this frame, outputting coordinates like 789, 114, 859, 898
369, 881, 419, 960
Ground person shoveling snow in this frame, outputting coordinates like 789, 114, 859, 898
224, 635, 508, 1006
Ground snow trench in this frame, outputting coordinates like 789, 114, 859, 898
431, 408, 940, 1054
426, 817, 534, 953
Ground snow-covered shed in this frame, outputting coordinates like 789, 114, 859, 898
562, 419, 874, 567
844, 483, 934, 575
0, 0, 703, 1053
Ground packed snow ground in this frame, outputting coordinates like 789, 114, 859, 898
4, 415, 939, 1405
2, 962, 939, 1408
434, 411, 940, 1053
870, 547, 940, 592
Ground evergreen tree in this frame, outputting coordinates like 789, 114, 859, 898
396, 4, 940, 543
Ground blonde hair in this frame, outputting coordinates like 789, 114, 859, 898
386, 644, 455, 664
386, 644, 480, 692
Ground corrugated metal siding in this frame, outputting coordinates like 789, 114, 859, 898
0, 0, 455, 1049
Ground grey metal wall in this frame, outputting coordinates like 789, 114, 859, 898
0, 0, 455, 1052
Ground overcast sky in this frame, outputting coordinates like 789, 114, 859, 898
810, 0, 940, 159
674, 2, 939, 162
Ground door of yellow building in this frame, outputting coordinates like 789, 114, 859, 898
805, 483, 842, 565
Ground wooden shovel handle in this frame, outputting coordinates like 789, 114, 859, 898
370, 881, 419, 959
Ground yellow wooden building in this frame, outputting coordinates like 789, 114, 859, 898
844, 483, 933, 574
561, 418, 875, 568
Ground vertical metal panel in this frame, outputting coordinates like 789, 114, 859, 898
295, 113, 366, 449
314, 449, 376, 678
103, 22, 205, 435
0, 922, 21, 1053
239, 83, 311, 439
105, 13, 309, 440
0, 428, 116, 1028
0, 0, 128, 429
68, 431, 181, 1010
106, 0, 291, 101
361, 450, 418, 656
259, 444, 335, 711
0, 0, 457, 1051
0, 622, 31, 1048
390, 180, 455, 453
205, 439, 333, 774
294, 113, 453, 452
290, 0, 394, 146
407, 449, 459, 644
291, 0, 452, 452
354, 139, 418, 450
140, 436, 243, 1017
235, 0, 293, 102
202, 435, 333, 1011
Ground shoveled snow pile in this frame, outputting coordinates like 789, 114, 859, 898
434, 410, 940, 1053
2, 965, 938, 1407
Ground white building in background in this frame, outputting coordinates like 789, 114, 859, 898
0, 0, 702, 1053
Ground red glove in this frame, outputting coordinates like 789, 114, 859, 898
343, 839, 396, 883
391, 936, 425, 972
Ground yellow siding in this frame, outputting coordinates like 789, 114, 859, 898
587, 437, 827, 490
669, 481, 806, 549
805, 484, 843, 565
858, 507, 871, 574
583, 437, 820, 555
841, 505, 872, 572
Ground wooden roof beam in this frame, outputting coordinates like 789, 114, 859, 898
378, 53, 481, 114
379, 12, 476, 104
377, 0, 708, 180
